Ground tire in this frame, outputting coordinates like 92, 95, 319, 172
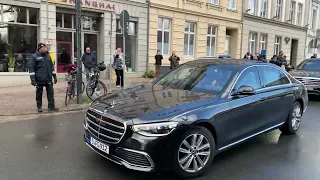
280, 101, 302, 134
86, 80, 107, 101
173, 126, 215, 179
81, 82, 85, 93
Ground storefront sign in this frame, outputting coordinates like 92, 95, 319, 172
48, 0, 115, 11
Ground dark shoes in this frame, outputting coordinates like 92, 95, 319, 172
37, 107, 43, 113
48, 107, 59, 112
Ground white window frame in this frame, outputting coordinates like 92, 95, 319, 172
249, 0, 256, 15
157, 17, 171, 55
275, 0, 282, 20
297, 3, 303, 26
289, 1, 296, 24
206, 25, 217, 57
249, 32, 257, 54
259, 34, 267, 53
228, 0, 237, 10
260, 0, 268, 18
274, 36, 281, 55
208, 0, 219, 5
311, 7, 317, 30
184, 22, 196, 56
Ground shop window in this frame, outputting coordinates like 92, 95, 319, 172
56, 12, 62, 28
116, 20, 137, 72
206, 25, 217, 57
184, 22, 196, 56
0, 5, 38, 73
57, 32, 72, 73
157, 18, 171, 55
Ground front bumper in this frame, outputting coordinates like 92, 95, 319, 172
84, 126, 184, 172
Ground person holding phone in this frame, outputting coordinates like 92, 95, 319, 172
113, 48, 125, 88
169, 51, 180, 69
154, 50, 163, 78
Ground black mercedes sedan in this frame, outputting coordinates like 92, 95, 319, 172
289, 58, 320, 96
83, 58, 308, 179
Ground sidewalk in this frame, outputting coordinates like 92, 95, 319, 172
0, 77, 152, 116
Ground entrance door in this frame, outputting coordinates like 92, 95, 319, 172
57, 41, 72, 73
290, 39, 299, 66
225, 35, 231, 55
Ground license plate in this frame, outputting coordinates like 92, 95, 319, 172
90, 137, 109, 154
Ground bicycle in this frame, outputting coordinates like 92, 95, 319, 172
85, 61, 107, 101
64, 64, 85, 106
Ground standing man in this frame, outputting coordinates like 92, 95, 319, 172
169, 51, 180, 69
154, 50, 163, 78
113, 48, 125, 88
28, 43, 59, 112
82, 47, 96, 81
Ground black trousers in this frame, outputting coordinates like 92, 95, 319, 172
115, 69, 124, 87
36, 83, 55, 108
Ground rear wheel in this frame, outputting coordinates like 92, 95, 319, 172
280, 101, 302, 134
86, 80, 107, 101
173, 127, 215, 179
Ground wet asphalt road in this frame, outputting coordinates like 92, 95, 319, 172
1, 101, 320, 180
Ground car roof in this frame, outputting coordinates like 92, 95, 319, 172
305, 58, 320, 60
187, 58, 266, 67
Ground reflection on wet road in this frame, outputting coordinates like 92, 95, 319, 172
0, 101, 320, 180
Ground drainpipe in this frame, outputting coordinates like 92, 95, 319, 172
240, 0, 244, 58
146, 0, 150, 72
109, 12, 114, 92
46, 0, 49, 41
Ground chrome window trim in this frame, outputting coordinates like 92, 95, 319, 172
228, 64, 292, 98
293, 76, 320, 80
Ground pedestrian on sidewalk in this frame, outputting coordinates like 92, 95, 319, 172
154, 50, 163, 78
82, 47, 96, 82
169, 51, 180, 69
113, 48, 125, 88
28, 43, 59, 113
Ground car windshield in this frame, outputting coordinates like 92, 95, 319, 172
297, 59, 320, 70
155, 64, 236, 94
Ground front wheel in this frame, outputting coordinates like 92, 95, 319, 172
280, 101, 302, 134
86, 80, 107, 101
173, 127, 215, 179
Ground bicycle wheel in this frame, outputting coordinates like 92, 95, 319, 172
86, 80, 107, 101
82, 82, 85, 93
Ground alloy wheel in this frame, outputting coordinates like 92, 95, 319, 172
178, 133, 211, 173
291, 105, 302, 131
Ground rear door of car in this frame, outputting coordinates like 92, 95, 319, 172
256, 65, 294, 129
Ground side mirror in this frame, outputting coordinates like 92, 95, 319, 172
231, 85, 256, 96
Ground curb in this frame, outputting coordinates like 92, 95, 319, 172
0, 105, 90, 117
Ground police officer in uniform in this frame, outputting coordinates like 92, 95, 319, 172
28, 43, 59, 112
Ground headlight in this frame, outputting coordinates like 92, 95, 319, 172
132, 122, 179, 137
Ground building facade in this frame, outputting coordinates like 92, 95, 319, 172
242, 0, 308, 65
148, 0, 243, 69
0, 0, 148, 87
305, 0, 320, 58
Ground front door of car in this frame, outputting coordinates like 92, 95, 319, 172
256, 66, 294, 128
226, 66, 269, 146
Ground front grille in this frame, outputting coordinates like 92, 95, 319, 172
114, 148, 152, 167
86, 109, 126, 144
295, 77, 320, 86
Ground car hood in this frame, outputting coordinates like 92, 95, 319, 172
91, 83, 219, 124
290, 69, 320, 78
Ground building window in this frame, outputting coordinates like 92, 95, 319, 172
289, 1, 296, 24
116, 20, 137, 72
208, 0, 219, 5
260, 34, 267, 53
274, 36, 281, 55
311, 7, 317, 30
157, 18, 170, 55
0, 5, 39, 73
249, 0, 256, 15
297, 3, 303, 26
206, 25, 217, 57
184, 22, 196, 56
228, 0, 237, 10
275, 0, 282, 20
260, 0, 267, 18
249, 32, 257, 54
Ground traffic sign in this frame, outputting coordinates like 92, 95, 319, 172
120, 10, 129, 37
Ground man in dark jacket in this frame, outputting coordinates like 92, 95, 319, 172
28, 43, 58, 112
82, 47, 96, 81
154, 50, 163, 78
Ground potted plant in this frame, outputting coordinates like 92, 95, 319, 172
7, 52, 15, 72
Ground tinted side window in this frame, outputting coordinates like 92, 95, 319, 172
258, 66, 285, 87
279, 71, 290, 84
234, 67, 262, 90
